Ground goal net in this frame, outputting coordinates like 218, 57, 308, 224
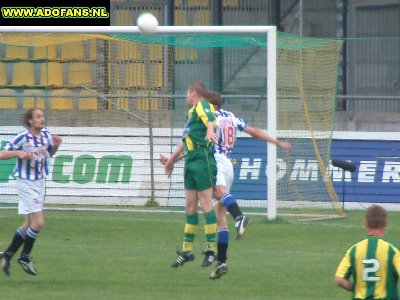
0, 27, 343, 220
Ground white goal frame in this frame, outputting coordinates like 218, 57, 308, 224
0, 25, 278, 220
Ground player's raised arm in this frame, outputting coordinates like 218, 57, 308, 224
244, 126, 292, 151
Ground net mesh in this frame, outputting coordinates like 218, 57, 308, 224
0, 31, 343, 218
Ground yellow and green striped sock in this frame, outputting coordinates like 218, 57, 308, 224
204, 210, 217, 252
182, 213, 198, 253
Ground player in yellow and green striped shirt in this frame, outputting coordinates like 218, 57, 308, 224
335, 204, 400, 299
165, 82, 218, 270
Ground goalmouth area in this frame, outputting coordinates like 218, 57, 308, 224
0, 26, 343, 220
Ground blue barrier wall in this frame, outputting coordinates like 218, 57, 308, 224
331, 139, 400, 203
230, 133, 400, 204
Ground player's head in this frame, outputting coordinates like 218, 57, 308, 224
187, 81, 208, 107
365, 204, 387, 229
206, 91, 223, 109
22, 107, 45, 131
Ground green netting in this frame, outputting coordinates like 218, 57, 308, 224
0, 31, 339, 50
0, 30, 344, 220
108, 31, 337, 49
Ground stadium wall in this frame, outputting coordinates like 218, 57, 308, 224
231, 131, 400, 211
1, 127, 399, 210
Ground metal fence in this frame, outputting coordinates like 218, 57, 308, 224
109, 0, 400, 112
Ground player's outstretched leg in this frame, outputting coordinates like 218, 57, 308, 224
171, 251, 195, 268
220, 193, 251, 239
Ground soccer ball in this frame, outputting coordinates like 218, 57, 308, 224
137, 13, 158, 34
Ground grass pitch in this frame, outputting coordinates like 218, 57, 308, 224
1, 209, 400, 299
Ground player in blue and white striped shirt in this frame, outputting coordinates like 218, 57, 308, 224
213, 108, 247, 156
0, 108, 62, 276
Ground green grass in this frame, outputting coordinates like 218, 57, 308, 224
1, 209, 400, 299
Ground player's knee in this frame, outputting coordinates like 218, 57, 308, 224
38, 219, 45, 229
213, 186, 225, 200
31, 217, 45, 231
32, 221, 44, 232
217, 217, 228, 228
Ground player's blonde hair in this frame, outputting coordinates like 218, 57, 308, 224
366, 204, 387, 229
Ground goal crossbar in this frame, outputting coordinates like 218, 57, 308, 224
0, 25, 275, 34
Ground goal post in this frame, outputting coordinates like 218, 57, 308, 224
266, 27, 277, 221
0, 26, 343, 220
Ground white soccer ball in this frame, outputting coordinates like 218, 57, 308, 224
137, 13, 158, 34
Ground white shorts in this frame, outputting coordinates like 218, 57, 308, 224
16, 178, 45, 215
213, 153, 234, 206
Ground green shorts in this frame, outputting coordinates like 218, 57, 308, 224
184, 147, 217, 191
